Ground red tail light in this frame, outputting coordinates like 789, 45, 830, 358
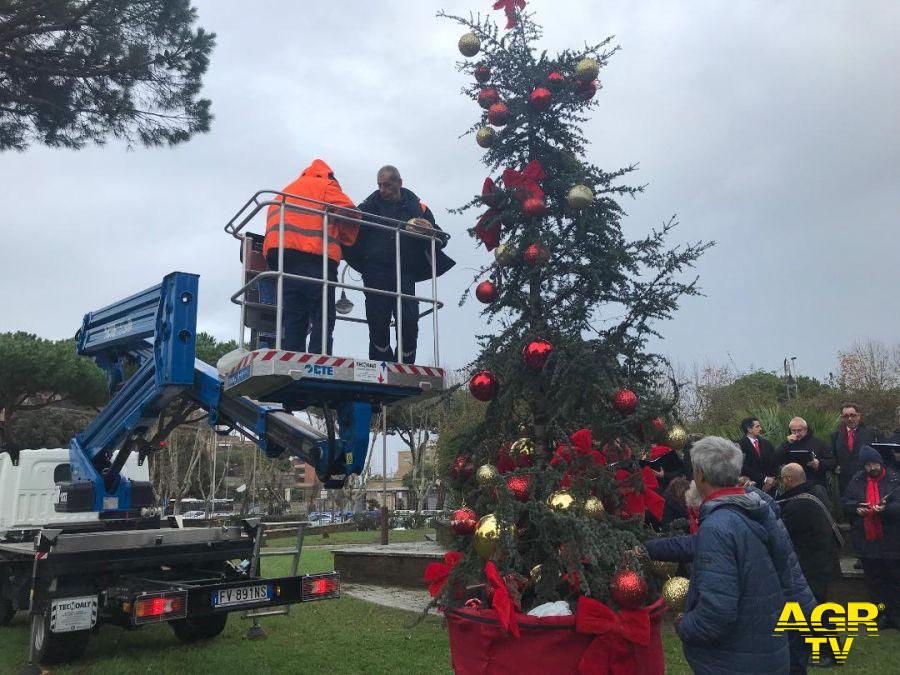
301, 573, 340, 601
133, 591, 188, 624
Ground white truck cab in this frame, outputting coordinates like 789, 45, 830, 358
0, 449, 150, 539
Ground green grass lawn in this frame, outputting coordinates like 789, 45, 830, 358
1, 544, 897, 674
265, 526, 436, 548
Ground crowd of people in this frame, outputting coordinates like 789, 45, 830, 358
642, 403, 900, 673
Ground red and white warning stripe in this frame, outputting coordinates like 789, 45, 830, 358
388, 363, 444, 377
256, 351, 353, 368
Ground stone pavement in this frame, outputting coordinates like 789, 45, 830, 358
343, 583, 438, 615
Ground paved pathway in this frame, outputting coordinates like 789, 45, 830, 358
343, 583, 438, 615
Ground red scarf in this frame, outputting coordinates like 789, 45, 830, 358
864, 467, 885, 542
701, 486, 746, 505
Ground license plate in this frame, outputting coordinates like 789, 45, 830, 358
50, 596, 98, 633
212, 584, 272, 608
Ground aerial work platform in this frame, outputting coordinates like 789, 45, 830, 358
44, 189, 451, 515
222, 349, 445, 405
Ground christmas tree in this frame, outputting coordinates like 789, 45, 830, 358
429, 1, 710, 625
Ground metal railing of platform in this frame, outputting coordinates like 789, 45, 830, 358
225, 190, 449, 367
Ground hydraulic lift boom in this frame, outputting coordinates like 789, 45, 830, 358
57, 272, 337, 515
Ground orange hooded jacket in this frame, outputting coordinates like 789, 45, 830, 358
263, 159, 359, 262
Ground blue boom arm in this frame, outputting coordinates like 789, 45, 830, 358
58, 272, 372, 516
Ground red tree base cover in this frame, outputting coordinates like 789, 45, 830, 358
446, 598, 666, 675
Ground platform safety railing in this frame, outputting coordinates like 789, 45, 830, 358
225, 190, 449, 367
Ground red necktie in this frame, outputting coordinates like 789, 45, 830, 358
753, 438, 760, 457
847, 427, 855, 453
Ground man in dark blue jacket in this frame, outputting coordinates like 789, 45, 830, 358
642, 436, 816, 675
842, 445, 900, 629
344, 166, 454, 363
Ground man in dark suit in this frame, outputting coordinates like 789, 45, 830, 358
738, 417, 777, 493
774, 416, 835, 487
831, 403, 879, 495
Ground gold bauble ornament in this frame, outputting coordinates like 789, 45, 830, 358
529, 564, 542, 585
510, 437, 534, 463
575, 57, 600, 81
662, 576, 690, 613
476, 126, 496, 148
567, 184, 594, 210
458, 32, 481, 57
475, 463, 499, 486
547, 490, 575, 511
584, 496, 605, 517
494, 243, 517, 266
473, 514, 515, 559
648, 559, 678, 579
667, 425, 688, 451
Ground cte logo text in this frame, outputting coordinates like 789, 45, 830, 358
775, 602, 880, 664
304, 364, 334, 376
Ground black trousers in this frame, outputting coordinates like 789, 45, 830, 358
861, 557, 900, 624
266, 250, 336, 354
362, 272, 418, 364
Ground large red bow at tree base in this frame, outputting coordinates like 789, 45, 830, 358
502, 160, 546, 202
485, 561, 521, 636
575, 596, 650, 675
494, 0, 526, 29
424, 551, 463, 598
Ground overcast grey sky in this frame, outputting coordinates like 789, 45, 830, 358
2, 1, 898, 472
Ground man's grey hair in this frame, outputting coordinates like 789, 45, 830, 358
790, 416, 808, 429
690, 436, 743, 488
377, 165, 401, 181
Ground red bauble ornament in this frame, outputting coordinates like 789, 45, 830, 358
496, 443, 516, 474
547, 71, 565, 91
506, 475, 530, 502
650, 416, 666, 432
469, 370, 499, 401
612, 388, 639, 415
487, 102, 511, 126
522, 196, 547, 218
451, 454, 475, 482
475, 280, 499, 303
575, 79, 597, 100
523, 243, 550, 267
451, 507, 478, 535
522, 339, 553, 371
477, 87, 500, 109
529, 87, 552, 112
474, 65, 491, 84
610, 570, 649, 609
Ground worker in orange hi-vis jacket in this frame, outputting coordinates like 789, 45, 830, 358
263, 159, 359, 354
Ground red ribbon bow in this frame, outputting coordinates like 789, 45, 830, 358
474, 209, 502, 250
485, 561, 520, 636
493, 0, 526, 29
552, 429, 606, 488
575, 596, 650, 675
502, 160, 546, 201
614, 466, 665, 522
481, 177, 504, 207
424, 551, 463, 598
